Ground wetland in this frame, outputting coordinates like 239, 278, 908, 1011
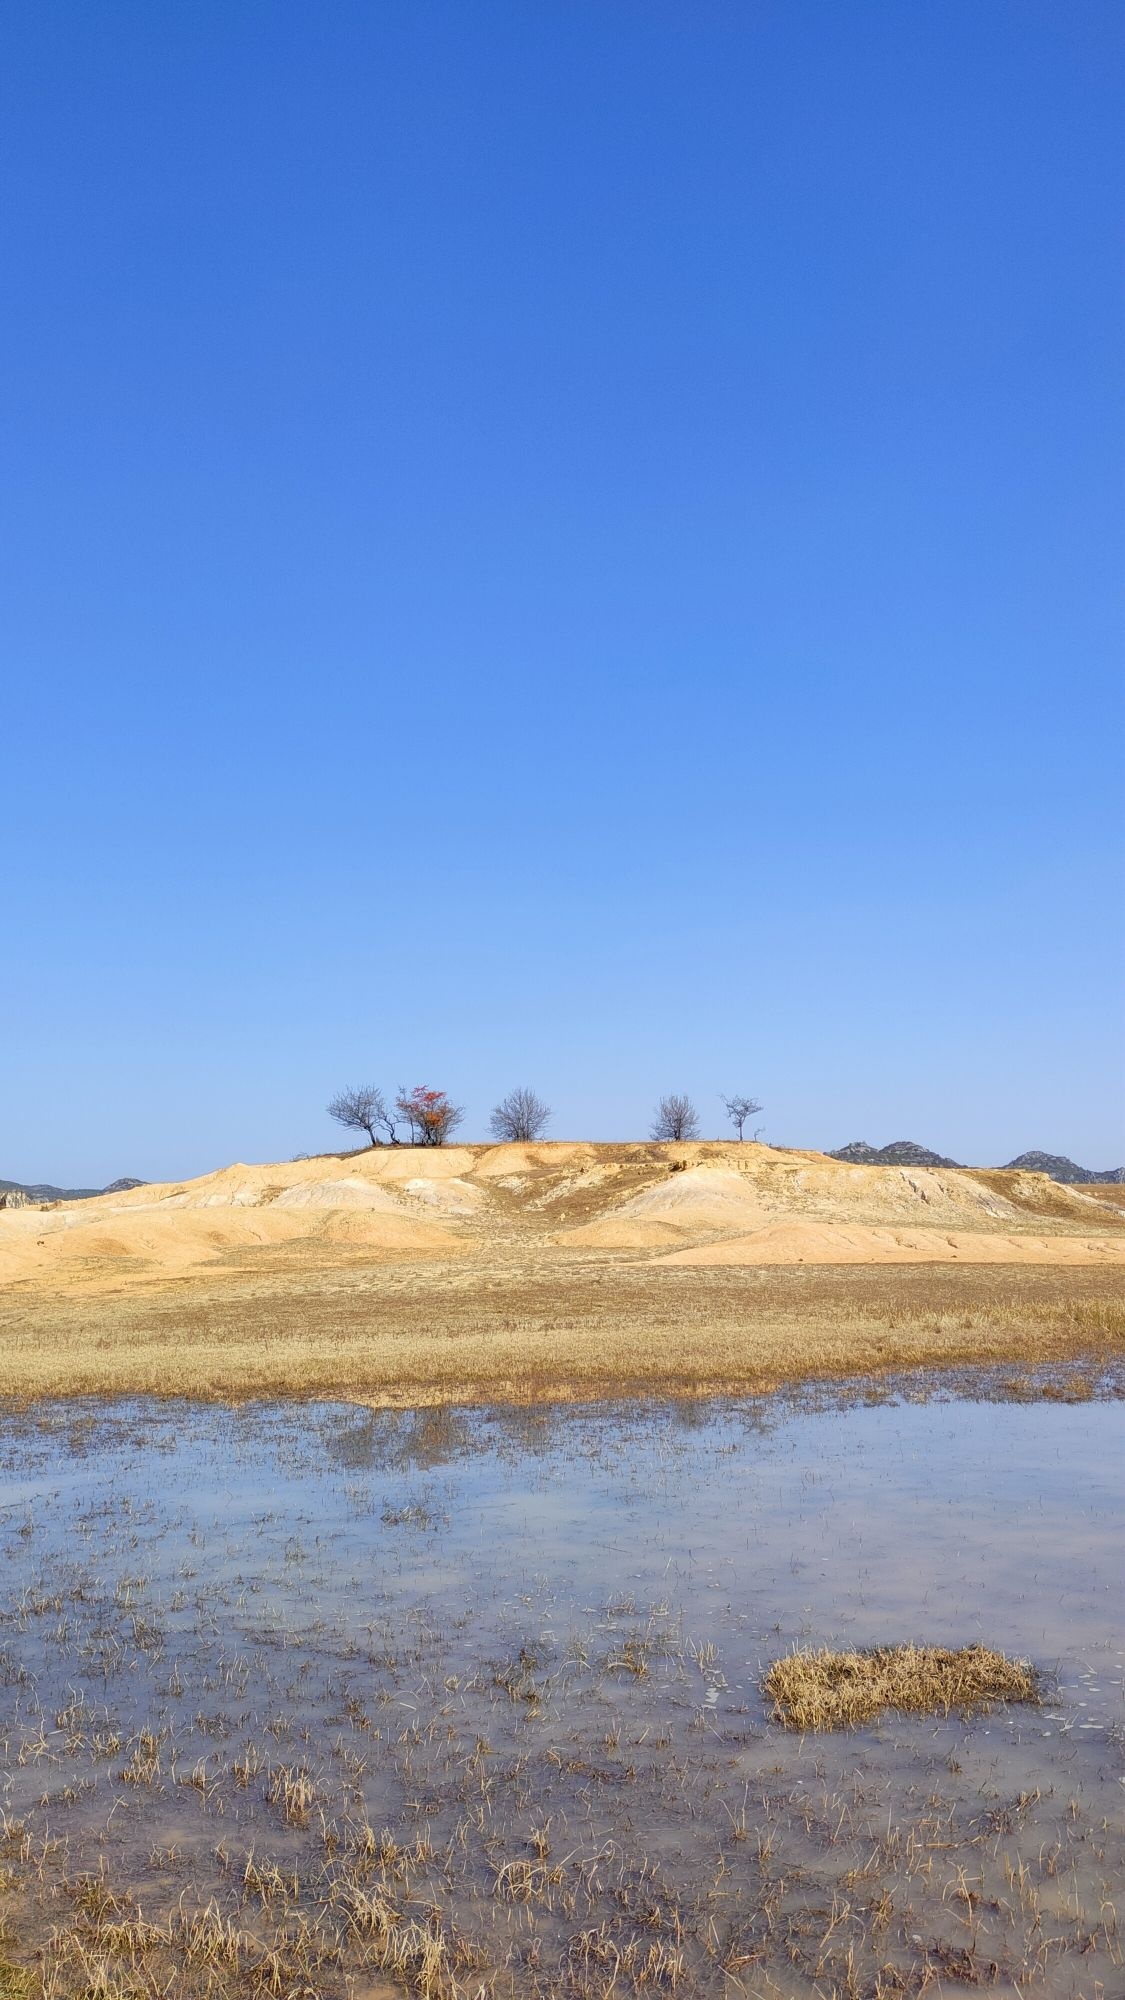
0, 1380, 1122, 1997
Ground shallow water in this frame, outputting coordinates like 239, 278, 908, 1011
0, 1391, 1121, 1997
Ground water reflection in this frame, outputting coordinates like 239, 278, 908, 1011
0, 1385, 1121, 1997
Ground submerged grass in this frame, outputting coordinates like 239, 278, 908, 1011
0, 1947, 32, 2000
765, 1642, 1039, 1730
0, 1398, 1120, 1998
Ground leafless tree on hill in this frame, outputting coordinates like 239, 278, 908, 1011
326, 1084, 394, 1147
651, 1094, 700, 1142
721, 1093, 763, 1141
489, 1088, 551, 1142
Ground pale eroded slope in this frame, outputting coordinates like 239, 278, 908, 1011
1, 1141, 1122, 1294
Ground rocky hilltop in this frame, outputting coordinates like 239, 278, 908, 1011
1002, 1152, 1125, 1185
830, 1139, 962, 1169
831, 1143, 1123, 1184
0, 1176, 145, 1203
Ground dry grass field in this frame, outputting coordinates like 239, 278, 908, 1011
1076, 1178, 1125, 1211
1, 1140, 1122, 1403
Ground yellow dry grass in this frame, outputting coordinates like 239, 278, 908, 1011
1, 1142, 1122, 1404
764, 1643, 1038, 1730
0, 1952, 34, 2000
1074, 1181, 1125, 1212
0, 1259, 1121, 1407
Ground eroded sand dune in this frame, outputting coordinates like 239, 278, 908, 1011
2, 1141, 1122, 1295
658, 1222, 1125, 1266
0, 1152, 470, 1286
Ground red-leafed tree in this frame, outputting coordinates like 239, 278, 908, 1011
394, 1085, 465, 1147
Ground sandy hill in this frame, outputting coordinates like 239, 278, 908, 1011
2, 1140, 1123, 1299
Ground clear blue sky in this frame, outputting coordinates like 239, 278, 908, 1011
3, 1, 1123, 1184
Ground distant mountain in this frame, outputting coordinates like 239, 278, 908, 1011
830, 1139, 963, 1169
0, 1176, 145, 1203
1002, 1152, 1125, 1185
828, 1142, 1124, 1184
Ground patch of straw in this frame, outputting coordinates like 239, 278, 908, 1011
764, 1643, 1037, 1731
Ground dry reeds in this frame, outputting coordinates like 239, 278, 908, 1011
765, 1642, 1038, 1730
0, 1950, 33, 2000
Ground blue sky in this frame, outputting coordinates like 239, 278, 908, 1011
3, 1, 1122, 1183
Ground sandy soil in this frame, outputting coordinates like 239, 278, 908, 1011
1, 1141, 1122, 1402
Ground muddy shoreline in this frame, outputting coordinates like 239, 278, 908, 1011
1, 1381, 1122, 1997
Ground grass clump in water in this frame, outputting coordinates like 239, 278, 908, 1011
0, 1954, 33, 2000
765, 1642, 1037, 1731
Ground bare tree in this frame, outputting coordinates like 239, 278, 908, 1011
395, 1083, 416, 1143
327, 1084, 392, 1147
394, 1085, 465, 1147
651, 1093, 700, 1142
721, 1093, 763, 1141
489, 1087, 551, 1142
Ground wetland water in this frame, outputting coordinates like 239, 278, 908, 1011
0, 1391, 1121, 1998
